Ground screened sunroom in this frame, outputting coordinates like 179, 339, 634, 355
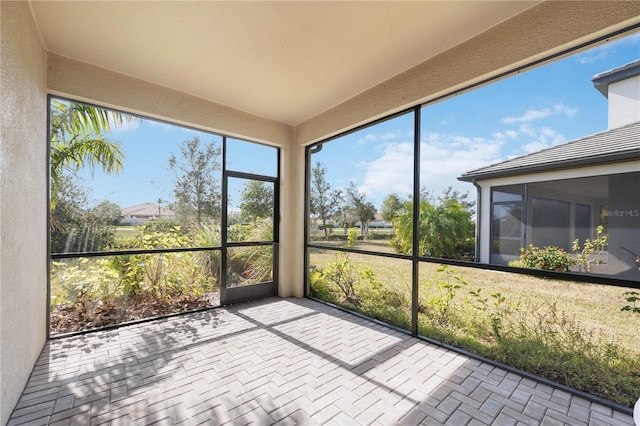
2, 2, 640, 424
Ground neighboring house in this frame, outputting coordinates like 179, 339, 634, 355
121, 202, 176, 225
459, 60, 640, 280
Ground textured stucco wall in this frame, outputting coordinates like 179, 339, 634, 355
0, 2, 48, 424
608, 77, 640, 129
278, 139, 307, 297
47, 54, 293, 147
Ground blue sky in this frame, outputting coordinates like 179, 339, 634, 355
79, 31, 639, 211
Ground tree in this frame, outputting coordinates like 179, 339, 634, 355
49, 175, 119, 253
49, 99, 128, 210
380, 193, 404, 222
438, 186, 475, 217
50, 174, 90, 253
91, 200, 123, 226
157, 198, 165, 217
168, 136, 222, 225
49, 100, 131, 252
335, 205, 355, 235
239, 180, 273, 222
345, 182, 376, 239
310, 162, 343, 239
391, 189, 475, 258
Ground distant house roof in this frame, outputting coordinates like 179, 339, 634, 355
458, 121, 640, 182
122, 202, 175, 218
592, 59, 640, 98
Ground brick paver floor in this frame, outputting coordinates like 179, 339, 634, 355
8, 297, 635, 425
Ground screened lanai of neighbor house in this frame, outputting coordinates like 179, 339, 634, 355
2, 1, 640, 425
459, 59, 640, 280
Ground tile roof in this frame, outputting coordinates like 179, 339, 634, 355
458, 121, 640, 182
121, 202, 175, 217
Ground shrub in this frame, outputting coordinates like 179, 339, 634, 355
510, 244, 576, 272
194, 225, 222, 283
346, 228, 358, 247
572, 225, 608, 273
621, 291, 640, 314
391, 193, 474, 259
367, 231, 392, 240
455, 237, 476, 261
108, 224, 194, 296
138, 219, 189, 235
326, 234, 348, 241
323, 254, 357, 300
308, 268, 338, 304
420, 265, 468, 326
356, 268, 410, 329
51, 258, 119, 309
228, 218, 273, 285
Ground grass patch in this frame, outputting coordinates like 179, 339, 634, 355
114, 226, 139, 237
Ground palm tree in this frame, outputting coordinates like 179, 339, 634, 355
49, 99, 129, 209
391, 197, 473, 259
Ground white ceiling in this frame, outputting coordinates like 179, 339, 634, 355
30, 1, 540, 125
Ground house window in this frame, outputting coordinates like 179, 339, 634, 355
531, 197, 570, 250
575, 203, 591, 243
490, 190, 524, 264
485, 174, 639, 280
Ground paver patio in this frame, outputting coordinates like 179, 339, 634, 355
8, 297, 634, 425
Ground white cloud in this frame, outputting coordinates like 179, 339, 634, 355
356, 130, 407, 145
108, 115, 140, 133
576, 33, 639, 65
576, 49, 612, 65
503, 109, 548, 124
359, 133, 504, 204
498, 103, 573, 156
356, 133, 378, 144
360, 142, 414, 198
541, 126, 566, 144
355, 100, 575, 206
502, 103, 577, 124
519, 123, 536, 137
493, 130, 517, 140
380, 130, 404, 141
521, 127, 566, 154
419, 133, 503, 193
522, 140, 550, 154
354, 160, 369, 169
505, 130, 517, 139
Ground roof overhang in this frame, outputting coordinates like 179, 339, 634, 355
459, 122, 640, 182
592, 59, 640, 98
458, 152, 640, 182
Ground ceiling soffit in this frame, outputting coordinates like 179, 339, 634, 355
30, 1, 539, 125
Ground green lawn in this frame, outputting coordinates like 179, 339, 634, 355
114, 226, 140, 237
310, 240, 640, 352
